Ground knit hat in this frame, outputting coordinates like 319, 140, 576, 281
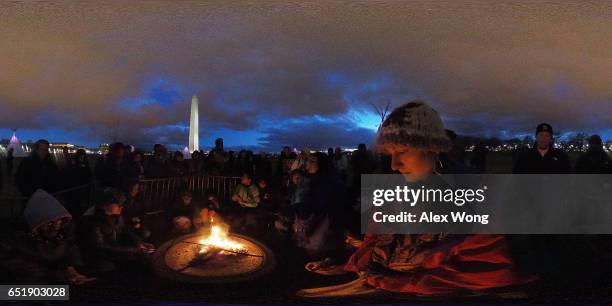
24, 189, 72, 231
536, 123, 553, 135
376, 101, 452, 152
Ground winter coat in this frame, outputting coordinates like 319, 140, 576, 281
145, 156, 170, 178
231, 184, 260, 208
125, 160, 145, 180
66, 158, 93, 187
345, 176, 534, 295
0, 190, 81, 282
169, 160, 189, 177
169, 200, 199, 220
15, 155, 61, 197
78, 209, 142, 259
513, 147, 571, 174
94, 157, 128, 189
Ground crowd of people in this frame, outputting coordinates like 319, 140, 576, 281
0, 101, 610, 297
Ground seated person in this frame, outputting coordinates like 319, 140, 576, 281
290, 170, 309, 207
275, 170, 307, 233
169, 191, 199, 234
231, 173, 260, 208
0, 189, 95, 285
230, 173, 262, 231
121, 180, 151, 241
78, 187, 155, 271
193, 193, 222, 230
257, 178, 273, 210
298, 102, 534, 298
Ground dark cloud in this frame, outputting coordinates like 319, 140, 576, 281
260, 118, 376, 151
0, 1, 610, 148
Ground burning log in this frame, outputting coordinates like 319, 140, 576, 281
197, 223, 247, 254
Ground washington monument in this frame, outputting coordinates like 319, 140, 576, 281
188, 95, 199, 152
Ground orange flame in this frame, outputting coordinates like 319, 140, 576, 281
198, 224, 245, 254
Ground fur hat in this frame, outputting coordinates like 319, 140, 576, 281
24, 189, 72, 231
376, 101, 451, 153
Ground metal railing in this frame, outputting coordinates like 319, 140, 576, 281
137, 175, 240, 214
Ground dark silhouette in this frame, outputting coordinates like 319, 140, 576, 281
15, 139, 61, 197
575, 135, 612, 173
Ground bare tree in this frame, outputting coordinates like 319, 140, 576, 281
369, 99, 391, 128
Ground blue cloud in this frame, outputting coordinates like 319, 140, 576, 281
118, 77, 187, 110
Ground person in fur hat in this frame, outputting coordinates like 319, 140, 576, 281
298, 101, 534, 298
0, 189, 95, 285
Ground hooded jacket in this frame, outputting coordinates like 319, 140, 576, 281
1, 190, 81, 280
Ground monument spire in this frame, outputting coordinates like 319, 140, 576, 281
188, 94, 199, 153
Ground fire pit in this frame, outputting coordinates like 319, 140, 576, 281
153, 224, 276, 283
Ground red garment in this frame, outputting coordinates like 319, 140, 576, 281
344, 234, 535, 295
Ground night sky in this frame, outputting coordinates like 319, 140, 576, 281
1, 1, 610, 151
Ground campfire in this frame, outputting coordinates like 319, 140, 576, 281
197, 224, 248, 256
154, 222, 276, 283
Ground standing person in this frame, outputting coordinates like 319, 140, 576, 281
349, 143, 374, 201
235, 150, 254, 176
6, 148, 14, 176
145, 144, 170, 178
333, 147, 349, 180
439, 129, 471, 174
513, 123, 571, 174
62, 149, 93, 215
94, 142, 128, 189
67, 149, 92, 187
57, 146, 71, 174
254, 151, 272, 179
208, 138, 228, 175
189, 150, 205, 175
470, 142, 489, 174
125, 150, 145, 180
15, 139, 61, 197
352, 144, 374, 176
168, 151, 189, 177
575, 135, 611, 173
299, 101, 533, 297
